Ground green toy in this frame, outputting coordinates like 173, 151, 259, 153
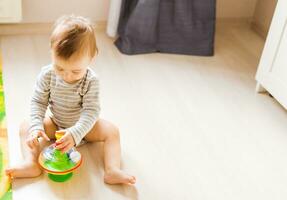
38, 131, 82, 182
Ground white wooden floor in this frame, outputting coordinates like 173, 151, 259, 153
1, 23, 287, 200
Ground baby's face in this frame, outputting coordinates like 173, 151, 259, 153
52, 52, 93, 84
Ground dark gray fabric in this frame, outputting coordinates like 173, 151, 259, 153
115, 0, 216, 56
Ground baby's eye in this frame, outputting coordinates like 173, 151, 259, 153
72, 71, 81, 74
55, 66, 63, 71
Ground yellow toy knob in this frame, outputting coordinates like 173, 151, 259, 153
55, 130, 65, 140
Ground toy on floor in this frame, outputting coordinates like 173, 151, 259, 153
38, 131, 82, 182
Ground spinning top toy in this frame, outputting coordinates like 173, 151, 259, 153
38, 131, 82, 182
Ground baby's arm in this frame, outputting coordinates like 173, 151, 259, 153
29, 67, 51, 135
66, 78, 100, 146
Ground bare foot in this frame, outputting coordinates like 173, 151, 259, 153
104, 169, 136, 185
5, 161, 42, 178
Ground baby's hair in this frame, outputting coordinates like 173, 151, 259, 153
50, 15, 98, 60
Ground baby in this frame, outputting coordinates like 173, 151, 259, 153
5, 15, 136, 185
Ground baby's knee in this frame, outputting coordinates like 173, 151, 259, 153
107, 124, 120, 140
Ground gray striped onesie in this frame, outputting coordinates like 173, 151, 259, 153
29, 64, 100, 146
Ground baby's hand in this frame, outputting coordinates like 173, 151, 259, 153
26, 130, 50, 149
55, 132, 75, 153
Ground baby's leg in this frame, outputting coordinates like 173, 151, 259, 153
5, 117, 57, 178
84, 119, 136, 185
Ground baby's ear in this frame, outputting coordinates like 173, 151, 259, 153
50, 50, 56, 61
91, 55, 97, 63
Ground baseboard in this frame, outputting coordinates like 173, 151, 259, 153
0, 18, 257, 36
0, 21, 107, 35
216, 18, 252, 26
250, 21, 268, 39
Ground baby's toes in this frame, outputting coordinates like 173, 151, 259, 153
5, 168, 13, 176
128, 176, 136, 184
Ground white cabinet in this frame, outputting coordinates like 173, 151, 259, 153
106, 0, 122, 37
0, 0, 22, 23
255, 0, 287, 109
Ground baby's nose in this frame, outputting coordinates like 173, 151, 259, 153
63, 72, 70, 78
63, 72, 72, 81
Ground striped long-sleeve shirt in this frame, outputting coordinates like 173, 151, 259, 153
29, 64, 100, 146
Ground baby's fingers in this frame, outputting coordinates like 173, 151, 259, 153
55, 140, 68, 149
61, 143, 73, 153
39, 131, 50, 141
26, 139, 36, 149
32, 138, 39, 147
26, 140, 32, 149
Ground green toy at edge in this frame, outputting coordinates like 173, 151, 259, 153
39, 131, 82, 182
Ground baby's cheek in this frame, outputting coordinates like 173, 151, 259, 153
77, 73, 86, 79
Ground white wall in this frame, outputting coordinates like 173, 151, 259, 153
217, 0, 258, 18
21, 0, 110, 23
20, 0, 258, 23
252, 0, 277, 37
